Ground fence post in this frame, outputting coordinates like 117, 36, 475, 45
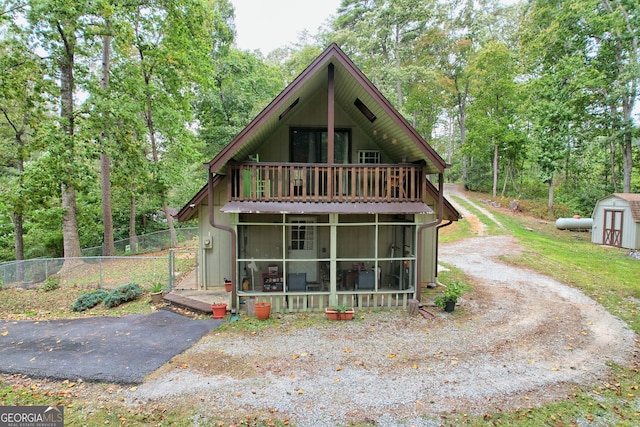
99, 257, 103, 289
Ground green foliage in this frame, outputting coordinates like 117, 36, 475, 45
40, 275, 59, 292
150, 282, 164, 293
71, 289, 108, 312
102, 283, 143, 308
434, 281, 466, 309
330, 304, 351, 312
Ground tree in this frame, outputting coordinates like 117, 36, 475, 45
466, 41, 523, 197
27, 0, 92, 264
0, 26, 49, 266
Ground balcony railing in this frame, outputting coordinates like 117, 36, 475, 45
228, 162, 424, 203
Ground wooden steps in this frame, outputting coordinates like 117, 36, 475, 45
163, 293, 213, 314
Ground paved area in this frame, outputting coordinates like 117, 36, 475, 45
0, 311, 223, 384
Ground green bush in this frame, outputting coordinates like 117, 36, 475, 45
41, 276, 60, 292
72, 289, 108, 312
103, 283, 143, 308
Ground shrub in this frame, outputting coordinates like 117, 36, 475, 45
103, 283, 143, 308
72, 289, 108, 312
41, 276, 60, 292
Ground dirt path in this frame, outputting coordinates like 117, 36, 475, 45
119, 185, 638, 426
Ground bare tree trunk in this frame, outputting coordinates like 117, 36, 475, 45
129, 192, 138, 252
492, 142, 498, 198
100, 31, 115, 256
609, 139, 618, 192
143, 69, 178, 248
547, 176, 555, 218
58, 22, 82, 267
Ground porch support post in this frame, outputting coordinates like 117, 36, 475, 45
329, 213, 338, 307
327, 63, 335, 198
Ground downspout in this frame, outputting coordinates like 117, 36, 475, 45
207, 170, 237, 312
435, 220, 454, 284
414, 172, 444, 300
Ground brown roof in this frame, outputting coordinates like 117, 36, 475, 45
614, 193, 640, 222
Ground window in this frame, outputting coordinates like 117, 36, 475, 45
358, 150, 380, 164
290, 128, 351, 163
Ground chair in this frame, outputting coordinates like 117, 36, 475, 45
287, 272, 307, 292
356, 270, 375, 290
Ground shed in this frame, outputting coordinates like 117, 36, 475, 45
591, 193, 640, 249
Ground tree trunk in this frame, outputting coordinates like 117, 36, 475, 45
143, 70, 178, 247
547, 177, 555, 218
492, 142, 498, 198
129, 192, 138, 252
100, 32, 115, 256
58, 22, 82, 267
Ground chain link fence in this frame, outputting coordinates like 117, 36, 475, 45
81, 227, 198, 256
0, 229, 200, 291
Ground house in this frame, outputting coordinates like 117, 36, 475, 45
177, 44, 461, 312
591, 193, 640, 250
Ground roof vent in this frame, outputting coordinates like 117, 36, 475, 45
354, 98, 376, 123
279, 98, 300, 120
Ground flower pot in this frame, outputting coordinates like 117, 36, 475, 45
444, 300, 456, 312
224, 281, 232, 292
325, 307, 355, 321
150, 291, 163, 304
211, 303, 227, 319
254, 302, 271, 320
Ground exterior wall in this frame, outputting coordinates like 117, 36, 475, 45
256, 90, 394, 163
591, 196, 639, 249
199, 178, 233, 289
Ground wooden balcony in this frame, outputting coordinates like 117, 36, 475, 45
228, 163, 425, 203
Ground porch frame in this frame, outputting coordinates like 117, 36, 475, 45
233, 213, 418, 312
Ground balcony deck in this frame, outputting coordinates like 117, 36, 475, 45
229, 163, 425, 203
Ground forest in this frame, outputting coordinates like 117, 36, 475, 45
0, 0, 638, 263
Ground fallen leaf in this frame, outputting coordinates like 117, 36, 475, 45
292, 354, 299, 359
129, 386, 137, 392
300, 352, 308, 357
528, 359, 535, 364
334, 378, 340, 383
388, 353, 396, 359
1, 331, 8, 336
336, 366, 342, 371
344, 348, 352, 353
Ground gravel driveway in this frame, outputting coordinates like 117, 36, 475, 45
126, 188, 638, 426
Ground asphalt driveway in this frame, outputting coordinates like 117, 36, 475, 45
0, 311, 223, 384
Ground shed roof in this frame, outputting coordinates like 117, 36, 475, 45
613, 193, 640, 222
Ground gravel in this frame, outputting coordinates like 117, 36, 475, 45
126, 233, 637, 426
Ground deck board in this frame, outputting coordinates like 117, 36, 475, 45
164, 293, 213, 314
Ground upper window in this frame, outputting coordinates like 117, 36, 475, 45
290, 128, 351, 164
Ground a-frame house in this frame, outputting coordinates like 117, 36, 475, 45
177, 44, 460, 312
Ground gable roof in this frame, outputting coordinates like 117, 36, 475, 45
205, 43, 447, 175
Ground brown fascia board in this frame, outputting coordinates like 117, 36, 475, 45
425, 180, 462, 221
205, 43, 447, 174
333, 46, 448, 173
175, 174, 223, 222
205, 44, 344, 173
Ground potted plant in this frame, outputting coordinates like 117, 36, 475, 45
434, 281, 465, 312
254, 301, 271, 320
224, 278, 232, 292
325, 305, 355, 321
150, 283, 164, 304
211, 302, 228, 319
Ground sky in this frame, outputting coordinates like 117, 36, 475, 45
230, 0, 342, 55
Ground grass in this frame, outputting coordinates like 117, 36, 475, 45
1, 193, 640, 426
